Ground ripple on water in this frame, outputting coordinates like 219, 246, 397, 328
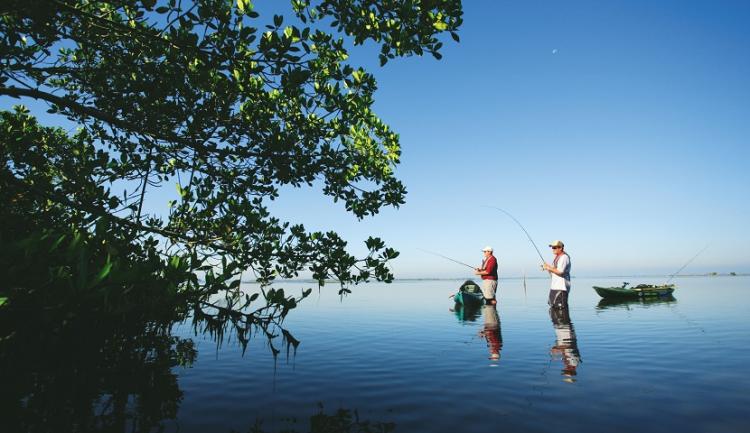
164, 278, 750, 433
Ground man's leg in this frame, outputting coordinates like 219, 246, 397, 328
482, 280, 498, 305
548, 290, 568, 308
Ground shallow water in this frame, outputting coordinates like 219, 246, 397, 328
3, 276, 749, 432
169, 276, 749, 433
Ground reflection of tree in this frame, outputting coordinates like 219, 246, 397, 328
0, 289, 306, 432
548, 308, 581, 381
0, 310, 194, 433
246, 404, 396, 433
192, 288, 302, 357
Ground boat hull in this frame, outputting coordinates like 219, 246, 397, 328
593, 284, 675, 298
454, 280, 485, 307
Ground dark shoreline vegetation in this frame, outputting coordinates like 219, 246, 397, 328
0, 0, 463, 315
1, 1, 462, 431
0, 0, 463, 314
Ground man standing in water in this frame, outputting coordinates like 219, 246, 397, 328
475, 246, 498, 305
542, 240, 571, 308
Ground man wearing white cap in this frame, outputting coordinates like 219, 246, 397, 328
475, 246, 498, 305
542, 240, 571, 308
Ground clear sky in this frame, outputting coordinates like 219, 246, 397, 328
5, 1, 749, 279
268, 0, 750, 278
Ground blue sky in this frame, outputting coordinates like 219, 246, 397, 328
4, 1, 749, 278
269, 0, 750, 278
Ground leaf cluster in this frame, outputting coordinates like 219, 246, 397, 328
0, 0, 461, 314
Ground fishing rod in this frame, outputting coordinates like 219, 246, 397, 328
418, 248, 475, 270
484, 206, 546, 264
666, 244, 710, 284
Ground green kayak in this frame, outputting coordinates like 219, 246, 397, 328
453, 280, 485, 307
593, 282, 675, 298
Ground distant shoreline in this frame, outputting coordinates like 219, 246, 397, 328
242, 273, 749, 284
388, 273, 750, 281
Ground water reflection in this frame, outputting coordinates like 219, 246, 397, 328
596, 295, 677, 310
479, 305, 503, 361
449, 302, 482, 322
0, 313, 193, 433
0, 298, 298, 433
549, 307, 581, 381
246, 404, 396, 433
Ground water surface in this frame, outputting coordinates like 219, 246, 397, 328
171, 276, 749, 433
3, 276, 748, 433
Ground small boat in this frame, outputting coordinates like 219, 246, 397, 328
593, 282, 675, 299
453, 280, 485, 307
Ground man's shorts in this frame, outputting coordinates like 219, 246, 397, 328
481, 279, 498, 300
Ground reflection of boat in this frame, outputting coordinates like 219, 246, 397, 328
597, 295, 676, 310
453, 280, 485, 307
593, 282, 675, 298
451, 303, 481, 322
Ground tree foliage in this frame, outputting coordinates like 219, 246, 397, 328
0, 0, 462, 313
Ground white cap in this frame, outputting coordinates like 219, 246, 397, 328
482, 246, 493, 252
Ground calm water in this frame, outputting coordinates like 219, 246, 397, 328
169, 276, 749, 433
3, 276, 749, 432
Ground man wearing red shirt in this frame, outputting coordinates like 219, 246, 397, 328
475, 246, 499, 305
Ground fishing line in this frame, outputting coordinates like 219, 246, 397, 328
660, 243, 711, 333
418, 248, 475, 270
484, 206, 546, 264
667, 303, 707, 334
666, 243, 710, 284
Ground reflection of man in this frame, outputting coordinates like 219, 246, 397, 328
479, 305, 503, 360
549, 307, 581, 381
475, 246, 498, 305
542, 240, 571, 308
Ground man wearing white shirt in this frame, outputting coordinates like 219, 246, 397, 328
542, 240, 571, 308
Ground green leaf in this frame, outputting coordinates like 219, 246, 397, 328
49, 234, 67, 252
237, 0, 253, 14
92, 257, 113, 286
